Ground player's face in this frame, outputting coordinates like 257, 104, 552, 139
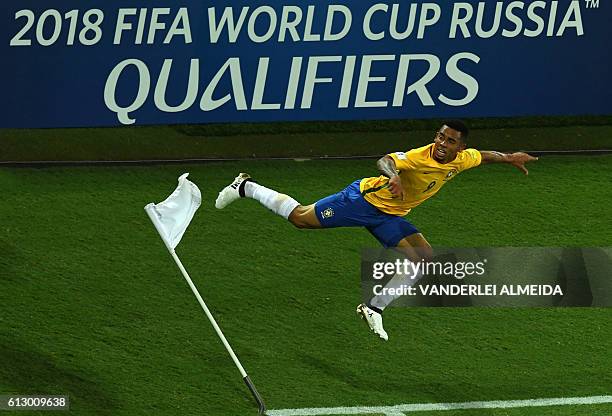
433, 125, 465, 163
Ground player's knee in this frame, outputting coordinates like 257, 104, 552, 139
419, 245, 434, 262
288, 204, 321, 229
288, 206, 309, 229
411, 242, 433, 262
396, 241, 433, 262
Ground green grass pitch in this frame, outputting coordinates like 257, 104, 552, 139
0, 155, 611, 415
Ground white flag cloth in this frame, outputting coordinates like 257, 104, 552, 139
145, 173, 201, 250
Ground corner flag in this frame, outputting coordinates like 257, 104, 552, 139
145, 174, 267, 415
144, 173, 201, 250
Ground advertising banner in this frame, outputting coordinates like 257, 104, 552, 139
2, 0, 611, 127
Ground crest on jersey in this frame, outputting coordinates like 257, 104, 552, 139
321, 208, 334, 219
444, 169, 458, 181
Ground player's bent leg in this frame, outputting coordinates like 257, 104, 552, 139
368, 233, 432, 311
369, 233, 432, 312
288, 204, 322, 229
362, 233, 432, 341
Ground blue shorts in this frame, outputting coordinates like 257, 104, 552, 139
314, 180, 419, 248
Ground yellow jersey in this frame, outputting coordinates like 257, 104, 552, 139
360, 143, 482, 216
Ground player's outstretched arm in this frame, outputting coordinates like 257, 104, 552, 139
480, 151, 539, 175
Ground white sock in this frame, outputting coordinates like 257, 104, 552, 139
369, 267, 423, 311
244, 181, 300, 220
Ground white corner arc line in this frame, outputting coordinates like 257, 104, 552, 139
267, 395, 612, 416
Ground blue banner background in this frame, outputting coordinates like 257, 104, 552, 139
2, 0, 611, 128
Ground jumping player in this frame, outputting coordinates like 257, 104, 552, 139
215, 120, 538, 341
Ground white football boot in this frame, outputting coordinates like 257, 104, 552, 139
215, 173, 252, 209
356, 303, 388, 341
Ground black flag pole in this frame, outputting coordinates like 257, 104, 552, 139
244, 376, 267, 415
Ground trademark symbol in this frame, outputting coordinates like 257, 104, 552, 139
585, 0, 599, 8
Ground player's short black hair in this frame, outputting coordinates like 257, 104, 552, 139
442, 119, 469, 141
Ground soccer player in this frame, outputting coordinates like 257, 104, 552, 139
215, 120, 538, 341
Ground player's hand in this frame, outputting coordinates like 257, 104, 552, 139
388, 175, 404, 199
509, 152, 538, 175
